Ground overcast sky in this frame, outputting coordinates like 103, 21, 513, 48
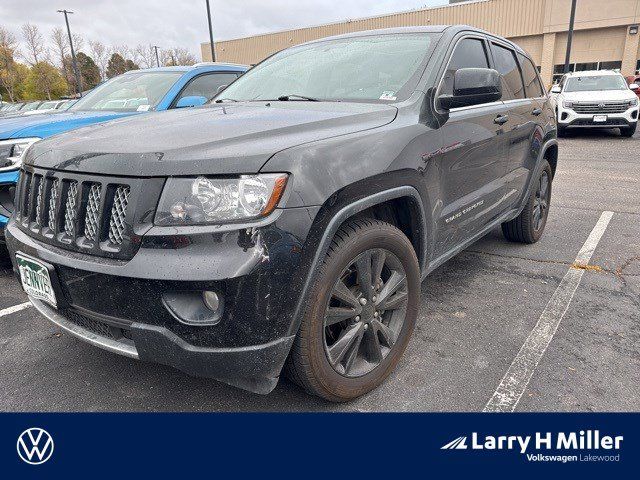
1, 0, 447, 60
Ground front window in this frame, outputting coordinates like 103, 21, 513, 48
70, 71, 182, 112
37, 101, 59, 110
218, 33, 435, 103
564, 75, 629, 92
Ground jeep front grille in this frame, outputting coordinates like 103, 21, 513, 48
14, 167, 153, 260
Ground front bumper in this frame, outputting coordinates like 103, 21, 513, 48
558, 106, 638, 128
6, 205, 320, 393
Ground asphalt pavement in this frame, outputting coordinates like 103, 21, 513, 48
0, 128, 638, 412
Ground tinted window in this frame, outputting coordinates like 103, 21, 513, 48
518, 53, 544, 97
441, 38, 489, 96
177, 73, 239, 103
491, 43, 525, 99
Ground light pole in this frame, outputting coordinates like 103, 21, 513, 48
205, 0, 216, 62
563, 0, 578, 74
57, 9, 83, 96
153, 45, 160, 67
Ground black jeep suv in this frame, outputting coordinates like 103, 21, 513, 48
6, 26, 557, 401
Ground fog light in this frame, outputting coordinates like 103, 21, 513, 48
203, 291, 220, 312
162, 291, 224, 326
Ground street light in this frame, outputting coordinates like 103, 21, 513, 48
57, 9, 83, 97
205, 0, 216, 62
153, 45, 161, 67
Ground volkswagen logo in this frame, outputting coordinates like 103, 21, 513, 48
598, 103, 606, 108
17, 428, 54, 465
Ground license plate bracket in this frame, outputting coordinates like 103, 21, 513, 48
15, 252, 65, 309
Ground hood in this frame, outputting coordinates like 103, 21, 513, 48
0, 110, 139, 140
26, 102, 398, 176
562, 90, 637, 102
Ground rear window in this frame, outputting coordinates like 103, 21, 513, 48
518, 53, 545, 98
491, 43, 525, 100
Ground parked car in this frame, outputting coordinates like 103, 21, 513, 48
0, 102, 26, 117
21, 100, 71, 116
626, 74, 640, 99
5, 26, 557, 401
550, 70, 639, 137
0, 63, 248, 241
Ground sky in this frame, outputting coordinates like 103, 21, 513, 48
0, 0, 447, 61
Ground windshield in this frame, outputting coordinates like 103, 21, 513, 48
70, 71, 182, 112
564, 75, 629, 92
218, 33, 434, 103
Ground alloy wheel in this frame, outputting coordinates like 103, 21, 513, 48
322, 248, 409, 378
533, 170, 550, 231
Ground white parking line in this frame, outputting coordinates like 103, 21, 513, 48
0, 302, 32, 318
484, 211, 614, 413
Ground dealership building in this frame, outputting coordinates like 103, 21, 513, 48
202, 0, 640, 87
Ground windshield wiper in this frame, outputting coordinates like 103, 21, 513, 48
215, 98, 239, 103
277, 94, 320, 102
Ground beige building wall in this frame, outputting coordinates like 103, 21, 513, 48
203, 0, 640, 86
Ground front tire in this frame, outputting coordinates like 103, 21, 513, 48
620, 123, 637, 138
502, 160, 553, 244
285, 219, 420, 402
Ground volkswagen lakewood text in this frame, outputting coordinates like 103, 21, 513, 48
6, 26, 557, 401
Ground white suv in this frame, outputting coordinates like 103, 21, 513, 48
550, 70, 639, 137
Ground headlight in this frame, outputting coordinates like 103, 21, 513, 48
629, 98, 638, 107
562, 100, 573, 109
155, 173, 289, 226
0, 137, 40, 172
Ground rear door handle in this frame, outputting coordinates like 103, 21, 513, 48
532, 108, 543, 116
494, 114, 509, 125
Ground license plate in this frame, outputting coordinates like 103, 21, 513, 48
16, 253, 58, 308
593, 115, 608, 123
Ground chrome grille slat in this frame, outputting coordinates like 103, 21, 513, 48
64, 181, 79, 237
108, 186, 130, 245
84, 183, 101, 241
48, 179, 60, 231
34, 177, 44, 226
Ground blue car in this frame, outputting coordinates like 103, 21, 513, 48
0, 63, 248, 242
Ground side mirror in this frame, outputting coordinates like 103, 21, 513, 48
216, 85, 229, 95
438, 68, 502, 110
175, 95, 208, 108
629, 83, 639, 91
550, 85, 562, 94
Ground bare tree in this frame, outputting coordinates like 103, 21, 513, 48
21, 23, 46, 65
134, 44, 157, 69
0, 27, 22, 101
50, 27, 69, 68
161, 47, 197, 67
89, 40, 108, 80
111, 44, 131, 61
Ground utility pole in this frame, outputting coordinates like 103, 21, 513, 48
153, 45, 160, 67
57, 9, 83, 97
205, 0, 216, 62
563, 0, 578, 74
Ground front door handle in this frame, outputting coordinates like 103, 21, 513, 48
532, 108, 543, 116
494, 114, 509, 125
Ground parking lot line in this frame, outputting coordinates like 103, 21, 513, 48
483, 211, 615, 413
0, 302, 31, 318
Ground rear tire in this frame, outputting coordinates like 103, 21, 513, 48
620, 123, 637, 138
285, 218, 420, 402
502, 160, 553, 244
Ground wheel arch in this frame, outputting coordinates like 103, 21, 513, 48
286, 185, 428, 337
